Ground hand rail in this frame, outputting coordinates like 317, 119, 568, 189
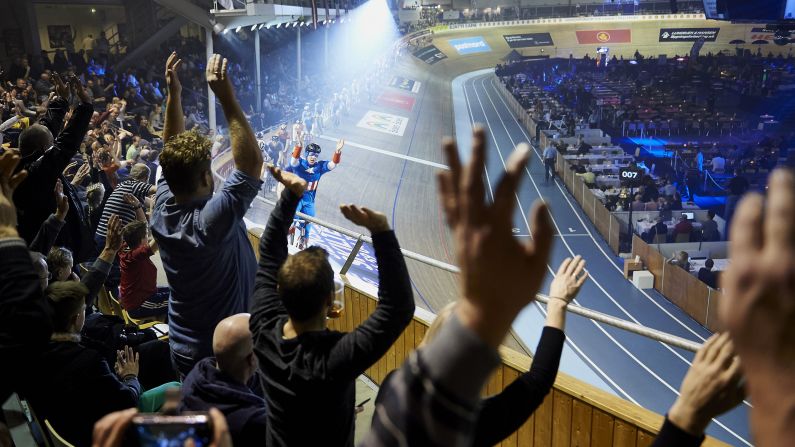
211, 164, 703, 352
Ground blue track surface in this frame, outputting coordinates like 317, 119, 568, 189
458, 71, 751, 446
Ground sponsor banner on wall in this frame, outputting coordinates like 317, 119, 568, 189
659, 28, 720, 42
503, 32, 554, 48
413, 45, 447, 64
748, 27, 790, 42
576, 29, 632, 44
390, 76, 421, 93
376, 91, 417, 112
357, 111, 409, 136
448, 36, 492, 55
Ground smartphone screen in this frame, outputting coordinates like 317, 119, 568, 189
132, 414, 212, 447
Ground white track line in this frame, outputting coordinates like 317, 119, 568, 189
317, 135, 449, 170
471, 76, 750, 445
487, 75, 709, 344
462, 73, 638, 405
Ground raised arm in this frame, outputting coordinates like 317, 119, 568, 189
35, 78, 93, 177
206, 54, 262, 179
162, 52, 184, 143
250, 167, 306, 325
472, 257, 587, 446
325, 205, 415, 379
327, 139, 343, 170
37, 73, 70, 137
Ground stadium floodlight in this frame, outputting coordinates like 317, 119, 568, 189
251, 25, 257, 31
266, 24, 271, 29
235, 26, 241, 32
276, 23, 281, 28
223, 28, 230, 34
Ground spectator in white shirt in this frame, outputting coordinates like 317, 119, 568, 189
711, 155, 726, 173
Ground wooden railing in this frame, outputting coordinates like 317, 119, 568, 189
246, 229, 728, 446
631, 235, 723, 332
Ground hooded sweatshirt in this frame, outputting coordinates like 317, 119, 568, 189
179, 357, 267, 446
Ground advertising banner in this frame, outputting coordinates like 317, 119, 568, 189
576, 29, 632, 44
376, 91, 417, 112
390, 76, 422, 93
413, 45, 447, 64
357, 111, 410, 136
503, 33, 554, 48
448, 36, 492, 55
659, 28, 720, 42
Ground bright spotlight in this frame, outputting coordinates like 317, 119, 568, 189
213, 22, 226, 34
251, 25, 257, 31
259, 24, 266, 29
266, 25, 271, 29
340, 17, 345, 23
276, 23, 281, 28
235, 26, 241, 32
223, 28, 230, 34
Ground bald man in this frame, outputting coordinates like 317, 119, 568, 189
179, 314, 267, 445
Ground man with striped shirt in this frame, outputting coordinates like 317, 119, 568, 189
94, 163, 155, 253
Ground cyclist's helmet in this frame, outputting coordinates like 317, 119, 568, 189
306, 143, 321, 155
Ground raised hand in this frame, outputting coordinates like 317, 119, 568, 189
54, 179, 69, 221
165, 51, 182, 93
340, 204, 390, 233
52, 73, 69, 99
71, 163, 90, 186
0, 151, 28, 233
62, 161, 79, 180
104, 214, 123, 252
206, 53, 234, 101
267, 164, 306, 197
720, 169, 795, 445
114, 345, 139, 378
335, 139, 345, 153
549, 255, 588, 304
122, 193, 140, 207
69, 76, 91, 104
437, 127, 553, 348
668, 333, 744, 436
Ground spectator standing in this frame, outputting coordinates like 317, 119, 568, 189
542, 142, 557, 183
249, 167, 415, 447
14, 77, 95, 262
151, 53, 263, 378
180, 314, 267, 446
700, 209, 720, 241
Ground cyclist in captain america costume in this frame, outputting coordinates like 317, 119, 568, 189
289, 138, 344, 247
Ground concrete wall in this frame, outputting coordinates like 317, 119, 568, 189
33, 3, 126, 53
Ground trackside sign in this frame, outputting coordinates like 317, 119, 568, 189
659, 28, 720, 42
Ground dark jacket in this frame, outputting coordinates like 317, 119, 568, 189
0, 239, 53, 403
249, 188, 415, 447
23, 340, 141, 447
179, 357, 267, 446
14, 97, 95, 262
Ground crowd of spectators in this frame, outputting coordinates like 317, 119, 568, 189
0, 32, 794, 447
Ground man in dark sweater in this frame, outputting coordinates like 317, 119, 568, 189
14, 77, 95, 263
249, 167, 415, 447
180, 313, 267, 446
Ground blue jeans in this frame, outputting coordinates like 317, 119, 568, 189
295, 197, 316, 240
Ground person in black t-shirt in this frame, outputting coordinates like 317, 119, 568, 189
249, 167, 415, 447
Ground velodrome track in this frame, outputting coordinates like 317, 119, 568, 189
238, 17, 763, 444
